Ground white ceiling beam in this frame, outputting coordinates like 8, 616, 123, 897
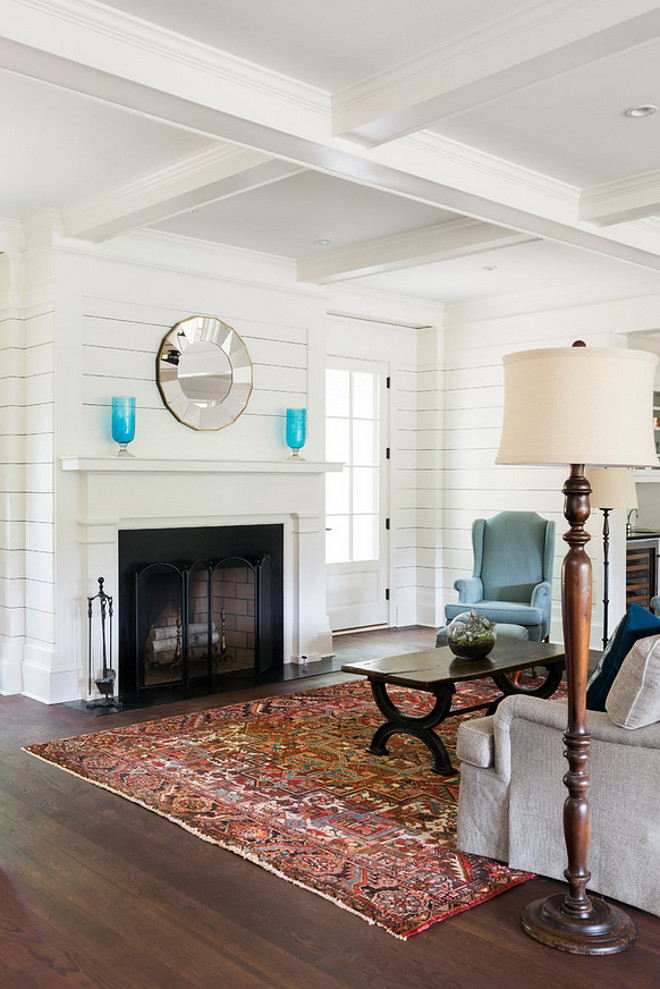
0, 0, 330, 139
579, 170, 660, 226
332, 0, 660, 145
4, 11, 660, 273
0, 216, 24, 253
62, 145, 305, 242
297, 219, 536, 284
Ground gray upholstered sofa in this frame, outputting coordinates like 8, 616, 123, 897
456, 692, 660, 917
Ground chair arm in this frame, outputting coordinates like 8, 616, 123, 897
453, 577, 483, 603
491, 694, 660, 784
530, 580, 552, 636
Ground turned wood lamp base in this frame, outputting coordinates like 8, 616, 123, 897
521, 463, 636, 956
494, 342, 657, 957
523, 893, 636, 955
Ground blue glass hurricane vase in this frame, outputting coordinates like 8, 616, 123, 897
111, 397, 136, 457
286, 408, 306, 460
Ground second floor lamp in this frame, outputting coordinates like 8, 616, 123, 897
586, 468, 638, 649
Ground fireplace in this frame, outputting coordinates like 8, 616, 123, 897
118, 524, 283, 705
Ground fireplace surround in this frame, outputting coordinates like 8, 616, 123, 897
50, 458, 339, 708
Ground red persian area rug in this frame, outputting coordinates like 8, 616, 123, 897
25, 678, 546, 939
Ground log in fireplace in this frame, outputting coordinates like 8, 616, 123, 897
118, 524, 283, 705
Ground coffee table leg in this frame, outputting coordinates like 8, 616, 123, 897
367, 681, 456, 775
491, 662, 564, 703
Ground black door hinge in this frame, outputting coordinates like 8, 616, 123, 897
385, 588, 390, 601
386, 447, 390, 459
385, 518, 390, 530
386, 376, 390, 389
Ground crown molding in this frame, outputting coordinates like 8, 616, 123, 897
326, 283, 442, 329
444, 277, 660, 327
0, 217, 25, 253
392, 130, 579, 215
579, 168, 660, 226
70, 228, 330, 302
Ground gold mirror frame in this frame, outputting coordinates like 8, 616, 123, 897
156, 316, 253, 431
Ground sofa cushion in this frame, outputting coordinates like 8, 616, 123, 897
606, 634, 660, 729
586, 603, 660, 711
445, 600, 544, 627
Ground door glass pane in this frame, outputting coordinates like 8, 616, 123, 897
326, 515, 349, 564
326, 418, 350, 462
326, 468, 349, 514
353, 467, 378, 514
326, 369, 350, 416
353, 515, 378, 562
353, 419, 377, 465
325, 365, 381, 566
353, 371, 377, 418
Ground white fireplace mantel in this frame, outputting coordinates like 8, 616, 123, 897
60, 457, 344, 474
46, 454, 340, 705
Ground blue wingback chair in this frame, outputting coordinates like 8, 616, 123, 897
445, 511, 555, 641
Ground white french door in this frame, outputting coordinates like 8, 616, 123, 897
325, 358, 389, 631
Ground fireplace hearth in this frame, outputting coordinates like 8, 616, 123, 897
118, 524, 283, 705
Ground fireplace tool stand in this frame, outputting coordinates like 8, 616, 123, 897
87, 577, 120, 711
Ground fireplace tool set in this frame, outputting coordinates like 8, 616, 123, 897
87, 576, 120, 710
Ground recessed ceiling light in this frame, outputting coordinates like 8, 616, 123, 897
482, 265, 498, 271
313, 238, 333, 246
625, 104, 658, 118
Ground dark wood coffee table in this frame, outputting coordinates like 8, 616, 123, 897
341, 637, 566, 775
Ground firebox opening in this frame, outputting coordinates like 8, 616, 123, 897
118, 524, 283, 706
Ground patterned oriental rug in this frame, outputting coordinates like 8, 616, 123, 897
25, 678, 540, 939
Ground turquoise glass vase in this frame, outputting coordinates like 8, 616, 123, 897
112, 397, 136, 457
286, 408, 306, 460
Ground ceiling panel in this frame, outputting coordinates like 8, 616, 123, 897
0, 70, 212, 219
151, 170, 456, 258
431, 40, 660, 187
352, 239, 660, 303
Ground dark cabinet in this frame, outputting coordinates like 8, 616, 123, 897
626, 542, 657, 609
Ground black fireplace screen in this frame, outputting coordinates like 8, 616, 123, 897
118, 525, 282, 704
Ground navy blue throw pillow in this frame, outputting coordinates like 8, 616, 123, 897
586, 603, 660, 711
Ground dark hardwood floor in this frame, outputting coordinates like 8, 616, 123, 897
1, 626, 658, 988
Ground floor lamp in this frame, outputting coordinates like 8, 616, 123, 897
586, 468, 638, 649
496, 341, 658, 955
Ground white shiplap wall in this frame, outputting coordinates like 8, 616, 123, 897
0, 248, 59, 699
76, 247, 320, 464
0, 254, 28, 694
6, 228, 660, 699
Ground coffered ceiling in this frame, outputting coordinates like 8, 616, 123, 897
3, 0, 660, 304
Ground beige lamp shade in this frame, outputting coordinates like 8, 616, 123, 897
586, 468, 638, 510
496, 346, 659, 467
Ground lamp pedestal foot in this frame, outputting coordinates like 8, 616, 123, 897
522, 893, 636, 955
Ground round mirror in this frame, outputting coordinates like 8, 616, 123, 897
156, 316, 253, 430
